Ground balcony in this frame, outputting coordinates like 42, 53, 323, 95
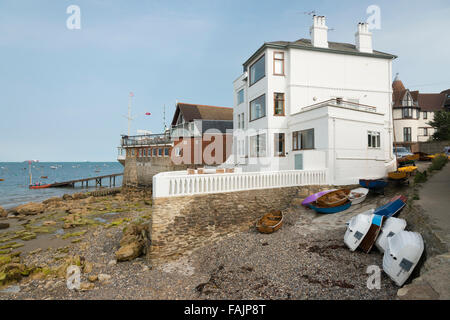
301, 98, 378, 113
121, 133, 171, 147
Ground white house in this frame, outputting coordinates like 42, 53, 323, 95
392, 75, 448, 149
232, 16, 398, 185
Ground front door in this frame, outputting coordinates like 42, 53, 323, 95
294, 154, 303, 170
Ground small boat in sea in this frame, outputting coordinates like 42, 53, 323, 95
344, 209, 374, 251
301, 189, 337, 206
374, 195, 407, 217
256, 210, 283, 234
40, 176, 48, 179
382, 231, 424, 286
0, 178, 4, 182
309, 201, 351, 214
316, 189, 350, 208
29, 184, 52, 189
348, 187, 369, 205
375, 217, 407, 253
50, 166, 57, 169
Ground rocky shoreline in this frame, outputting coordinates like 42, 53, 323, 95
0, 168, 447, 299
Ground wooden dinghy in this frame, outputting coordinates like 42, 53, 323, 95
256, 210, 283, 234
359, 214, 385, 253
316, 189, 350, 208
309, 201, 351, 214
301, 189, 337, 206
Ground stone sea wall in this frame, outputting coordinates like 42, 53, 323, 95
148, 185, 327, 264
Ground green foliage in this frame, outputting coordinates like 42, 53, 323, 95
428, 110, 450, 141
429, 154, 448, 171
414, 170, 428, 183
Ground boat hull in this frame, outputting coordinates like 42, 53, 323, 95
316, 189, 350, 208
374, 195, 407, 217
359, 179, 388, 189
309, 201, 351, 214
301, 189, 337, 206
29, 184, 52, 189
256, 211, 283, 234
348, 188, 369, 205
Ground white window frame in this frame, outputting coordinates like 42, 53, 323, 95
368, 131, 381, 149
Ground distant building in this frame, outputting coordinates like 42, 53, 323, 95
120, 102, 233, 187
392, 76, 448, 149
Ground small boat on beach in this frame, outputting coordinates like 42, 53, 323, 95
383, 231, 424, 286
359, 214, 385, 253
316, 189, 350, 208
359, 178, 388, 189
301, 189, 337, 206
374, 195, 407, 217
348, 187, 369, 205
309, 201, 351, 214
256, 210, 283, 234
375, 217, 407, 253
344, 209, 374, 251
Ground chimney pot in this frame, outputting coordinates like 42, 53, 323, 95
355, 22, 373, 53
310, 15, 328, 48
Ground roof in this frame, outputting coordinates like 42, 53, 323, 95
417, 93, 446, 111
171, 103, 233, 125
392, 79, 407, 107
243, 38, 397, 68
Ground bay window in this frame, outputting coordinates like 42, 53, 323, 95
250, 94, 266, 121
249, 55, 265, 86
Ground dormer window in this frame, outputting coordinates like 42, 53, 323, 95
402, 93, 413, 107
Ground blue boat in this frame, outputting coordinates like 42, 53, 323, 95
359, 179, 388, 189
309, 201, 351, 214
374, 195, 407, 217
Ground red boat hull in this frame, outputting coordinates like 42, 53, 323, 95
29, 184, 52, 189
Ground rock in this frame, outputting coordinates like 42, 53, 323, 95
142, 265, 149, 272
44, 280, 54, 290
115, 243, 143, 262
72, 192, 88, 200
62, 194, 73, 201
42, 197, 62, 205
83, 262, 93, 274
42, 220, 56, 226
108, 260, 117, 266
0, 223, 9, 230
98, 274, 111, 282
88, 275, 98, 282
0, 206, 7, 218
80, 282, 95, 290
15, 202, 45, 216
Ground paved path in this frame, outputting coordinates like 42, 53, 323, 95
417, 163, 450, 248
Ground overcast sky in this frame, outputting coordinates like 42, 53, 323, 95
0, 0, 449, 161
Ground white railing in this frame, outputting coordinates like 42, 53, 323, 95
152, 169, 328, 198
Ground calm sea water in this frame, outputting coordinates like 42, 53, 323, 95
0, 162, 123, 209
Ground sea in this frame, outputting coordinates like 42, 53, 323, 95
0, 162, 123, 209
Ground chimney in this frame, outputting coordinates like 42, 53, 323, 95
310, 15, 328, 48
355, 22, 373, 53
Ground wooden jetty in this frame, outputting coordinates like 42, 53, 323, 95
48, 173, 123, 188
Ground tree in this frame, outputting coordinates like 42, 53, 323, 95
428, 110, 450, 141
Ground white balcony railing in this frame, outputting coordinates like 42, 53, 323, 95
152, 169, 328, 198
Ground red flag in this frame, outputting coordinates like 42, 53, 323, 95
145, 112, 151, 115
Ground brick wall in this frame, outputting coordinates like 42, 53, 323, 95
147, 185, 327, 264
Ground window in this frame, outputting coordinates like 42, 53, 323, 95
250, 134, 266, 157
274, 93, 285, 116
250, 94, 266, 121
164, 148, 169, 156
249, 55, 265, 86
423, 128, 428, 136
158, 148, 162, 156
143, 148, 147, 157
237, 89, 244, 105
148, 148, 152, 157
240, 113, 244, 129
403, 93, 413, 107
274, 133, 285, 156
131, 149, 135, 156
403, 127, 412, 142
273, 52, 284, 75
237, 114, 241, 129
368, 131, 381, 148
402, 108, 413, 118
292, 129, 314, 150
423, 111, 427, 119
174, 147, 182, 157
153, 148, 157, 157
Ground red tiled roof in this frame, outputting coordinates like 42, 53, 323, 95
417, 93, 446, 111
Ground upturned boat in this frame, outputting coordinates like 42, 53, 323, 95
373, 195, 407, 217
344, 209, 374, 251
301, 189, 337, 206
359, 179, 388, 189
316, 189, 350, 208
256, 210, 283, 234
375, 217, 407, 253
358, 214, 385, 253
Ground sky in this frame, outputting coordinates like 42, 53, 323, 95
0, 0, 449, 162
